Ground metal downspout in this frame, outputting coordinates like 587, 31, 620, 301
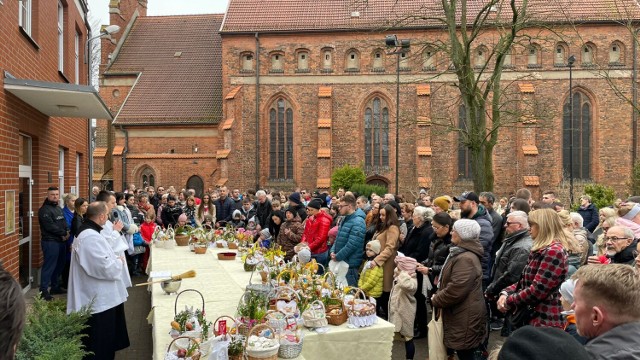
118, 125, 129, 190
255, 32, 261, 191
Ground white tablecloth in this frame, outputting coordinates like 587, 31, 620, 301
148, 244, 394, 360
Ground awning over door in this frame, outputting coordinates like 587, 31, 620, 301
4, 77, 113, 120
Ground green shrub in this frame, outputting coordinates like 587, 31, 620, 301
331, 165, 366, 193
16, 297, 91, 360
582, 183, 616, 210
349, 183, 388, 199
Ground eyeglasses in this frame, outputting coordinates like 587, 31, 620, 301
505, 221, 518, 226
605, 236, 630, 242
432, 225, 446, 231
338, 204, 350, 208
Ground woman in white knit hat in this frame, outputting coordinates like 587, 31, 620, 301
431, 219, 486, 360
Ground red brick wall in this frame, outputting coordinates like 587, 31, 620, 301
221, 25, 637, 198
0, 0, 90, 279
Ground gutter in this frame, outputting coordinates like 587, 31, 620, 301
118, 125, 129, 191
255, 32, 261, 190
633, 28, 639, 168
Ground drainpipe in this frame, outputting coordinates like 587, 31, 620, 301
255, 32, 261, 191
118, 125, 129, 191
633, 28, 639, 168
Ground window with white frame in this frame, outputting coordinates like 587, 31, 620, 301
19, 0, 32, 36
58, 147, 65, 206
75, 153, 80, 195
58, 2, 64, 72
75, 32, 80, 84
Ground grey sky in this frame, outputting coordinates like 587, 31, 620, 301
88, 0, 230, 28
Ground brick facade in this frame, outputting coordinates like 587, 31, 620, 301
219, 26, 638, 198
0, 0, 91, 282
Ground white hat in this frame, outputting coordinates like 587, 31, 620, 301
452, 219, 480, 241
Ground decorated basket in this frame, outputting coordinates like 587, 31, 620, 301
278, 331, 303, 359
245, 324, 279, 360
165, 336, 201, 360
194, 245, 208, 254
171, 289, 209, 340
212, 315, 237, 337
301, 300, 328, 328
263, 310, 288, 333
346, 288, 377, 328
175, 234, 190, 246
268, 286, 300, 317
326, 303, 348, 326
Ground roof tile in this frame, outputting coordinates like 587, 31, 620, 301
317, 178, 331, 188
318, 118, 332, 128
318, 86, 332, 97
416, 84, 431, 96
112, 146, 124, 155
519, 83, 535, 93
93, 147, 107, 157
524, 176, 540, 186
417, 146, 432, 156
522, 145, 539, 155
216, 178, 229, 187
222, 118, 234, 130
317, 148, 331, 158
221, 0, 640, 33
217, 149, 231, 159
110, 15, 224, 125
226, 86, 242, 100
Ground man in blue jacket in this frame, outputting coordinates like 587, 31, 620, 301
214, 186, 235, 226
330, 193, 366, 286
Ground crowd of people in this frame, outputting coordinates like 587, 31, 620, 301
14, 184, 640, 359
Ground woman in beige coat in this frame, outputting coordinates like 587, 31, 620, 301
371, 204, 400, 319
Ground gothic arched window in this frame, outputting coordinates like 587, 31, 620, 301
269, 99, 294, 180
364, 97, 389, 170
563, 92, 592, 179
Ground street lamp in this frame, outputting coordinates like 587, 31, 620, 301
87, 24, 120, 195
385, 35, 410, 194
568, 54, 575, 206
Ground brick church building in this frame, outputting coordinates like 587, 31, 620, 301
97, 0, 640, 200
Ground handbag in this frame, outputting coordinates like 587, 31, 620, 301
428, 308, 447, 360
507, 305, 535, 329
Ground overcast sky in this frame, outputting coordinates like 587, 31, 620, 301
87, 0, 230, 28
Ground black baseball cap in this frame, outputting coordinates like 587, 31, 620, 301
453, 191, 479, 203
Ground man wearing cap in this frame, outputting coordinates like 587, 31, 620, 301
571, 264, 640, 359
454, 191, 494, 285
288, 192, 307, 221
301, 198, 332, 270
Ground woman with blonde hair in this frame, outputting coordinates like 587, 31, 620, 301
592, 207, 617, 239
557, 210, 588, 272
614, 201, 640, 238
496, 208, 570, 329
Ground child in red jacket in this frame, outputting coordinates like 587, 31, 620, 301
140, 211, 158, 271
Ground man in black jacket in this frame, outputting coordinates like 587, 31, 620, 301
288, 192, 307, 222
214, 186, 235, 226
38, 186, 69, 300
485, 210, 533, 334
254, 190, 272, 230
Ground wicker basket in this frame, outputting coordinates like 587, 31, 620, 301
268, 286, 300, 317
175, 234, 190, 246
302, 300, 328, 328
244, 324, 279, 360
326, 303, 348, 326
165, 336, 201, 360
212, 315, 237, 337
194, 245, 207, 254
346, 288, 377, 328
278, 338, 303, 359
217, 252, 237, 260
263, 310, 288, 333
228, 242, 239, 249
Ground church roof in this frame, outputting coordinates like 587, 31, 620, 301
220, 0, 640, 33
109, 14, 223, 125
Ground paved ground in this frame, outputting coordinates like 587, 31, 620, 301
26, 280, 504, 359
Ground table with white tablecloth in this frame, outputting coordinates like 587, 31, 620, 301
148, 244, 395, 360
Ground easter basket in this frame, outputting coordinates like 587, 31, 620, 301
244, 324, 279, 360
301, 300, 328, 328
345, 288, 377, 328
165, 336, 201, 360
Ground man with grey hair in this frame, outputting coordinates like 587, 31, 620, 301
588, 225, 638, 265
485, 210, 532, 333
356, 195, 371, 214
254, 190, 272, 231
383, 193, 395, 204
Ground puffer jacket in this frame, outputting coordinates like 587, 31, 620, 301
358, 261, 383, 298
38, 199, 68, 242
431, 238, 486, 351
485, 229, 532, 298
301, 210, 332, 255
424, 233, 452, 287
504, 241, 568, 328
331, 208, 366, 269
277, 216, 304, 261
470, 205, 495, 282
162, 204, 183, 228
